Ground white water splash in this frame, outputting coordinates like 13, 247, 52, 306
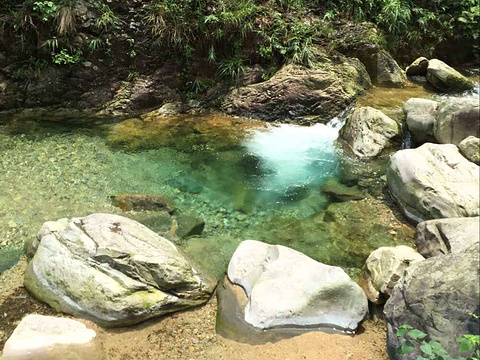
243, 123, 339, 193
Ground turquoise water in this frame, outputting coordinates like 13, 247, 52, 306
0, 115, 411, 279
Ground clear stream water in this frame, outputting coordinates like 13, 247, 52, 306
0, 80, 478, 279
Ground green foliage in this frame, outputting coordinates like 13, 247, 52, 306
32, 0, 58, 21
217, 56, 246, 81
257, 12, 322, 67
95, 2, 118, 30
52, 48, 82, 65
396, 324, 480, 360
188, 77, 213, 94
11, 57, 48, 80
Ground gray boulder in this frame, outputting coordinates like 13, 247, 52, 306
415, 217, 480, 258
227, 240, 368, 331
375, 50, 407, 87
24, 214, 214, 327
361, 246, 424, 304
384, 249, 480, 359
459, 136, 480, 164
0, 315, 102, 360
434, 98, 480, 145
221, 50, 371, 122
387, 143, 480, 222
426, 59, 474, 92
406, 57, 429, 77
403, 98, 438, 144
339, 106, 401, 158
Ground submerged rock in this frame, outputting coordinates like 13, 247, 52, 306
387, 143, 480, 222
415, 217, 480, 258
321, 178, 365, 201
110, 193, 176, 213
360, 246, 424, 304
175, 214, 205, 238
459, 136, 480, 164
107, 112, 265, 151
226, 240, 368, 331
339, 106, 401, 158
403, 98, 438, 144
426, 59, 474, 92
384, 249, 480, 359
24, 214, 214, 327
434, 98, 480, 145
0, 315, 102, 360
405, 57, 429, 77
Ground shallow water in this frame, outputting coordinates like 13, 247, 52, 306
1, 80, 477, 276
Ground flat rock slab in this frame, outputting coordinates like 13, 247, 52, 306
387, 143, 479, 222
1, 315, 102, 360
227, 240, 368, 331
24, 214, 214, 327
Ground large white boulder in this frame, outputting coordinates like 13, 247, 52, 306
434, 98, 480, 145
361, 246, 424, 304
24, 214, 214, 327
0, 315, 101, 360
227, 240, 368, 331
387, 143, 480, 222
339, 106, 401, 158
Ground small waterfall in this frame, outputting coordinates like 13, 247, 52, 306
402, 127, 413, 149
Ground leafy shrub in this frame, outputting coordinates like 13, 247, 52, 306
396, 324, 480, 360
52, 48, 82, 64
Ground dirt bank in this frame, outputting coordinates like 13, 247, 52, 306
0, 258, 388, 360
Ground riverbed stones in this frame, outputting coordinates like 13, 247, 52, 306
426, 59, 473, 92
0, 315, 102, 360
361, 246, 424, 304
459, 136, 480, 164
24, 214, 214, 327
384, 249, 480, 359
339, 106, 401, 158
227, 240, 368, 331
415, 217, 480, 258
405, 57, 429, 77
403, 98, 438, 143
387, 143, 480, 222
434, 98, 480, 145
